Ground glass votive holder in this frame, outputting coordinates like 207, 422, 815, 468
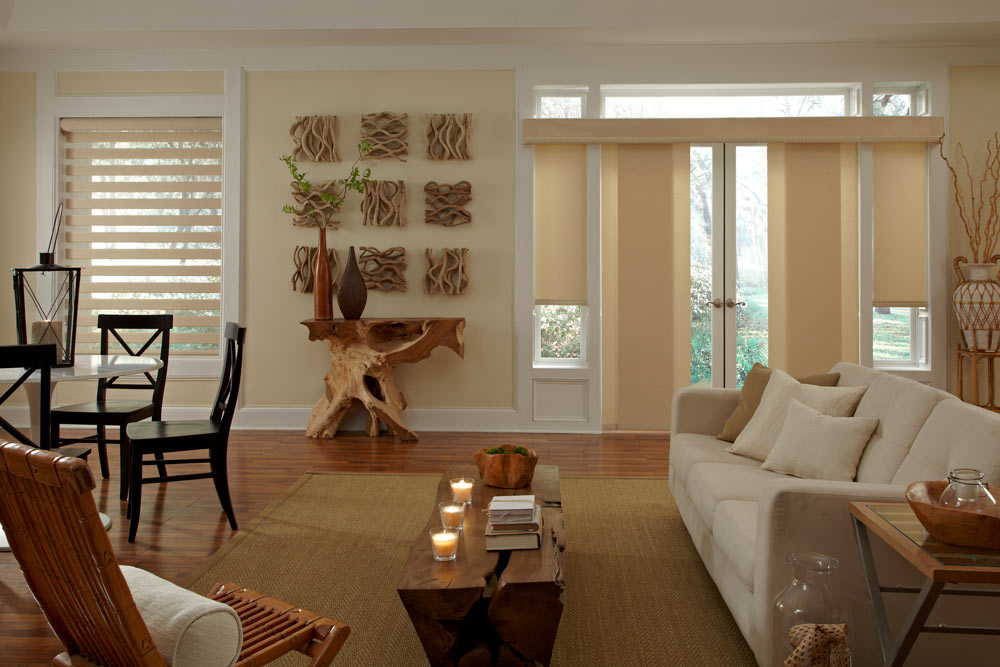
439, 501, 466, 531
430, 528, 459, 561
450, 477, 474, 504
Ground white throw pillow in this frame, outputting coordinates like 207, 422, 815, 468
728, 369, 867, 462
120, 566, 243, 667
761, 399, 879, 481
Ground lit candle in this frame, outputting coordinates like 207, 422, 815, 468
31, 320, 63, 350
430, 528, 459, 561
439, 502, 466, 531
450, 478, 474, 504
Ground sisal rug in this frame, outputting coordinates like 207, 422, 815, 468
187, 473, 755, 666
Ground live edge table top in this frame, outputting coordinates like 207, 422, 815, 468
397, 464, 566, 667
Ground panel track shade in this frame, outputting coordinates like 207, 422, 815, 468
534, 143, 588, 305
872, 143, 928, 308
60, 117, 223, 355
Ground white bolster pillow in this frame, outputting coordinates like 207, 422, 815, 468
120, 565, 243, 667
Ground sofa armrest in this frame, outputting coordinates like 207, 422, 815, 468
670, 386, 740, 436
751, 478, 906, 666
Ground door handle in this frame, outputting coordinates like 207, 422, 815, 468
726, 298, 746, 308
705, 298, 723, 309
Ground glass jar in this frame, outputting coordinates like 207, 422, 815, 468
939, 468, 999, 515
773, 552, 851, 667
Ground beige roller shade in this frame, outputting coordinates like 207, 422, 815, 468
769, 143, 859, 375
607, 144, 690, 429
534, 143, 588, 305
872, 143, 928, 308
60, 117, 223, 356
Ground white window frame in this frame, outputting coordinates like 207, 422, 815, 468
872, 84, 930, 117
533, 304, 589, 369
533, 86, 588, 119
599, 83, 860, 118
36, 67, 244, 379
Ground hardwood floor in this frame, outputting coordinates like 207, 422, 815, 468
0, 429, 668, 665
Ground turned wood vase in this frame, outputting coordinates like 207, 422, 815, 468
338, 246, 368, 320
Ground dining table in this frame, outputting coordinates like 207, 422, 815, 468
0, 353, 164, 551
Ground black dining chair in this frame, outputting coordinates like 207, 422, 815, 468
51, 314, 172, 500
124, 322, 245, 543
0, 344, 90, 460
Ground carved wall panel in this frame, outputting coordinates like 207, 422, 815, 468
424, 181, 472, 227
359, 246, 407, 292
290, 181, 340, 228
360, 111, 408, 161
292, 246, 340, 293
426, 113, 472, 160
362, 180, 407, 227
289, 115, 340, 162
424, 248, 469, 296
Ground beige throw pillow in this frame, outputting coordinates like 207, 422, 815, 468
761, 399, 879, 481
716, 363, 840, 442
728, 369, 867, 462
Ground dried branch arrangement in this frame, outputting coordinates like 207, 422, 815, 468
424, 181, 472, 227
426, 113, 472, 160
289, 115, 340, 162
359, 246, 408, 292
361, 112, 408, 161
289, 180, 341, 228
939, 133, 1000, 263
292, 245, 340, 293
424, 248, 469, 296
362, 180, 407, 227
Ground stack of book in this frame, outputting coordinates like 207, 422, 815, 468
485, 494, 542, 551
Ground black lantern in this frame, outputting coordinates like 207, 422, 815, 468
12, 204, 81, 367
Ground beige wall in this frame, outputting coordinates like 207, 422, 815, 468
949, 66, 1000, 396
243, 70, 515, 409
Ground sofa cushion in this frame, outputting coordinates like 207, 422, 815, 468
712, 500, 758, 592
830, 362, 882, 388
893, 399, 1000, 485
761, 399, 879, 481
729, 369, 867, 462
685, 461, 788, 533
853, 374, 953, 483
669, 433, 762, 487
716, 363, 840, 443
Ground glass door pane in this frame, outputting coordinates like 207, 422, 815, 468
690, 146, 714, 385
731, 145, 769, 386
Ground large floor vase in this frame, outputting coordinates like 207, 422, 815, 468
954, 256, 1000, 351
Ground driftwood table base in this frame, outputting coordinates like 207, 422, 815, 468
398, 465, 566, 666
302, 318, 464, 441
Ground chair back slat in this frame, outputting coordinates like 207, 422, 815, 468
0, 344, 54, 449
211, 322, 246, 431
96, 314, 172, 417
0, 443, 165, 665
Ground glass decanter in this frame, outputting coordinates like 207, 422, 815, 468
774, 552, 851, 667
939, 468, 999, 515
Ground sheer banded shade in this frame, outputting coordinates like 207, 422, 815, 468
60, 117, 223, 355
534, 144, 588, 305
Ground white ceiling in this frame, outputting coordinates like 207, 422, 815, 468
2, 0, 1000, 49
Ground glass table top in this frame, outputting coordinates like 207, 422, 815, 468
868, 503, 1000, 568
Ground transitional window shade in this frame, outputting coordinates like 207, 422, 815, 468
872, 143, 928, 308
60, 117, 223, 355
534, 143, 588, 305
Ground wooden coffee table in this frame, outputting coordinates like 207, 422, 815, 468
397, 464, 566, 666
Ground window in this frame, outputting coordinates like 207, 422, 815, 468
873, 86, 929, 117
534, 87, 587, 119
602, 87, 852, 119
60, 117, 223, 358
874, 307, 928, 365
534, 305, 587, 365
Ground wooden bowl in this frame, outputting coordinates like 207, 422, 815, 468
905, 480, 1000, 549
474, 445, 538, 489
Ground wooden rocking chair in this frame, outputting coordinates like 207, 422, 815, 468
0, 442, 351, 667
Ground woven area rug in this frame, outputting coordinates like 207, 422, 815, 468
187, 473, 754, 666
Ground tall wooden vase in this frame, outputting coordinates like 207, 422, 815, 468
313, 227, 333, 320
338, 246, 368, 320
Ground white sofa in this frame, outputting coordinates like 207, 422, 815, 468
669, 362, 1000, 666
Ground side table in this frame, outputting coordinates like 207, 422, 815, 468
849, 502, 1000, 667
956, 345, 1000, 412
302, 318, 464, 441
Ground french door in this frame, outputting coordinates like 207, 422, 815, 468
690, 144, 769, 388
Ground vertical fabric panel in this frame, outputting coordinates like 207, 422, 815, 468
769, 143, 855, 375
872, 142, 928, 307
601, 145, 620, 428
617, 144, 690, 429
534, 143, 588, 305
840, 144, 860, 363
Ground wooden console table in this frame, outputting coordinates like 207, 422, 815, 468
302, 318, 464, 441
956, 345, 1000, 412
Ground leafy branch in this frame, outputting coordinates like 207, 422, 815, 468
280, 142, 374, 228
